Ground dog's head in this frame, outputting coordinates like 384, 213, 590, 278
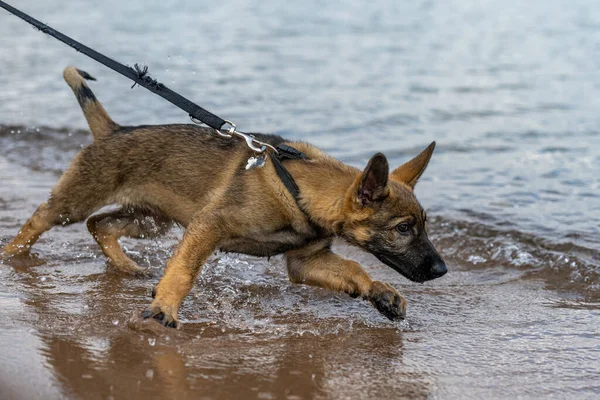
341, 142, 447, 283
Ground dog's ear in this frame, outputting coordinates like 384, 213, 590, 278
390, 141, 436, 189
356, 153, 389, 206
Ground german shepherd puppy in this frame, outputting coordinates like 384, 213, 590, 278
2, 67, 447, 328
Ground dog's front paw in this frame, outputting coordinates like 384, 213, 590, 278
141, 301, 180, 329
369, 281, 407, 321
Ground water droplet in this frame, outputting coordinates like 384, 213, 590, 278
112, 319, 119, 326
145, 369, 154, 379
148, 338, 156, 346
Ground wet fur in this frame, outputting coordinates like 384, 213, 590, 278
2, 67, 446, 328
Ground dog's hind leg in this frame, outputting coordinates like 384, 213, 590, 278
2, 155, 109, 258
285, 240, 407, 321
3, 202, 57, 257
3, 198, 103, 258
87, 208, 173, 277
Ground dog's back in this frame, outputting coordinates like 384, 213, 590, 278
76, 123, 288, 225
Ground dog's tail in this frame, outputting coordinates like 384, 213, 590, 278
63, 66, 119, 140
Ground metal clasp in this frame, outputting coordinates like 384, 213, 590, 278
190, 116, 278, 154
215, 119, 237, 138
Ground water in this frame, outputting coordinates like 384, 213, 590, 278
0, 0, 599, 399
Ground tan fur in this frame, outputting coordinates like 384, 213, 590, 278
2, 67, 445, 328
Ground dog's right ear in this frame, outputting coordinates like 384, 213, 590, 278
354, 153, 389, 206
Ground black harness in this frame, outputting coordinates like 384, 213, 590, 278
0, 1, 308, 208
272, 144, 309, 204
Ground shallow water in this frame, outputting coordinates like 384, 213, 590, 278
0, 0, 599, 399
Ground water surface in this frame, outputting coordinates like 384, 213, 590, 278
0, 0, 599, 399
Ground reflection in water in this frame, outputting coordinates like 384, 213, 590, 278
37, 328, 418, 400
6, 255, 428, 399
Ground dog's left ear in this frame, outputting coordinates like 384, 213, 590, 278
390, 141, 436, 189
356, 153, 389, 206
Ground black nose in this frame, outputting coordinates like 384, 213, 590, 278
430, 260, 447, 278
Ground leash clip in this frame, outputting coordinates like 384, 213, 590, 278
190, 116, 278, 154
215, 119, 237, 138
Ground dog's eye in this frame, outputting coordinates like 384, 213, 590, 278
396, 223, 411, 233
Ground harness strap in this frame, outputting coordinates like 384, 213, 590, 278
272, 144, 308, 206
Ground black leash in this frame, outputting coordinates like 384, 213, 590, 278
0, 1, 311, 212
0, 1, 226, 130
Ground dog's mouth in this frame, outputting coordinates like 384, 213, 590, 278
374, 253, 440, 283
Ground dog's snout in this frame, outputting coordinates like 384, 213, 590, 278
431, 260, 447, 278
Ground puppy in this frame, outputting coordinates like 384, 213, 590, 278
2, 67, 447, 328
